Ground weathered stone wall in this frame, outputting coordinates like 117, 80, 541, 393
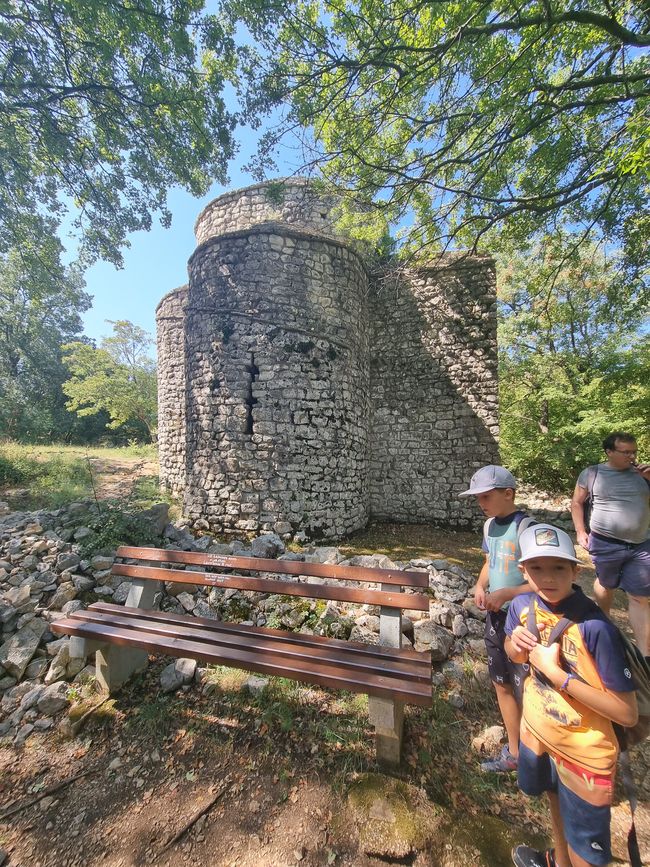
368, 259, 499, 527
156, 286, 188, 498
156, 182, 500, 538
195, 179, 348, 248
182, 223, 370, 537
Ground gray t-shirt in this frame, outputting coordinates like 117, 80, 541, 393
578, 464, 650, 544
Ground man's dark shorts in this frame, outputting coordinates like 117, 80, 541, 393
484, 609, 528, 702
589, 533, 650, 597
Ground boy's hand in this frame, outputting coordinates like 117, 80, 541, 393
474, 585, 487, 610
509, 625, 538, 655
529, 643, 564, 686
484, 588, 509, 611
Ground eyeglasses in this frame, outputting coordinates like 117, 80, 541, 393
612, 448, 637, 456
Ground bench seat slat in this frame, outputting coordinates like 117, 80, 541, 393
111, 563, 430, 612
67, 607, 430, 683
116, 546, 429, 588
51, 617, 432, 706
89, 602, 428, 662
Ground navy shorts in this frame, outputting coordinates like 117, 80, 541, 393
589, 533, 650, 597
485, 609, 528, 701
518, 743, 612, 865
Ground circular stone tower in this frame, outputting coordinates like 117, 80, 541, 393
156, 284, 188, 499
169, 179, 372, 538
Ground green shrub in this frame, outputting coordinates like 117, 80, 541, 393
79, 501, 162, 556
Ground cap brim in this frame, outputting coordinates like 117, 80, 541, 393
519, 552, 580, 564
459, 485, 495, 497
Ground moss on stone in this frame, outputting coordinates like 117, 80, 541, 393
347, 773, 444, 858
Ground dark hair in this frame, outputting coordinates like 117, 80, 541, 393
602, 431, 636, 451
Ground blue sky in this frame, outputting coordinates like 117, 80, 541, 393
79, 163, 258, 352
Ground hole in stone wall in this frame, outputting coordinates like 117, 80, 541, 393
244, 354, 259, 435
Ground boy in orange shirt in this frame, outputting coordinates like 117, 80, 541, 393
505, 524, 638, 867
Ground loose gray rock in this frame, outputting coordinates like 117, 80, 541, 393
90, 555, 114, 572
112, 582, 132, 604
15, 722, 35, 744
56, 552, 81, 572
243, 675, 269, 695
251, 533, 285, 559
160, 658, 197, 693
413, 621, 455, 660
37, 681, 69, 715
141, 503, 170, 535
0, 617, 47, 679
3, 585, 30, 608
48, 583, 77, 610
176, 592, 196, 612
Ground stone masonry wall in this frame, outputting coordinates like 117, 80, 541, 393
369, 259, 499, 527
195, 179, 348, 248
156, 286, 188, 499
182, 223, 370, 538
156, 182, 500, 538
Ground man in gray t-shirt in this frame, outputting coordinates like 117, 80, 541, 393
572, 431, 650, 655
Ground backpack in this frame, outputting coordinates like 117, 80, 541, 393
482, 513, 536, 549
581, 464, 599, 533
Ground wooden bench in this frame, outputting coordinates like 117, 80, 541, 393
51, 545, 432, 765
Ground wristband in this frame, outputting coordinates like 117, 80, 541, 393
560, 673, 575, 692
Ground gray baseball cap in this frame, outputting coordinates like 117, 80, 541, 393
519, 524, 580, 564
459, 465, 517, 497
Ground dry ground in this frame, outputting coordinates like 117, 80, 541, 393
0, 460, 648, 866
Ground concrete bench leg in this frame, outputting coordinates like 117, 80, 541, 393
94, 578, 160, 693
95, 644, 149, 693
368, 696, 404, 767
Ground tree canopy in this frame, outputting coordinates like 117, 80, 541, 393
63, 321, 158, 441
0, 239, 92, 440
497, 234, 649, 489
0, 0, 238, 267
226, 0, 649, 269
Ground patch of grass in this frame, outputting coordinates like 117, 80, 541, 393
128, 694, 180, 738
129, 474, 175, 511
339, 522, 485, 573
0, 442, 93, 507
0, 441, 158, 510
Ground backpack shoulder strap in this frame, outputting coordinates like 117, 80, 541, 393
584, 464, 599, 495
526, 603, 573, 647
517, 515, 536, 539
483, 517, 494, 549
526, 599, 539, 640
547, 617, 573, 646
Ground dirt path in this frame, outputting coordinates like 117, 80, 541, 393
86, 457, 159, 501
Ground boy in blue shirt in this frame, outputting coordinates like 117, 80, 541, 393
460, 465, 535, 771
505, 524, 637, 867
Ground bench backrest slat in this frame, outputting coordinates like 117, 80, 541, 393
116, 546, 428, 588
112, 563, 430, 612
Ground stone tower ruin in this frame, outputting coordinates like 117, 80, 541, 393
156, 179, 499, 538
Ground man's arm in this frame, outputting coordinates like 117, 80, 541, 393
571, 482, 590, 550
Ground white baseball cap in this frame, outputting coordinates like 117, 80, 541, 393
519, 524, 580, 564
459, 465, 517, 497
